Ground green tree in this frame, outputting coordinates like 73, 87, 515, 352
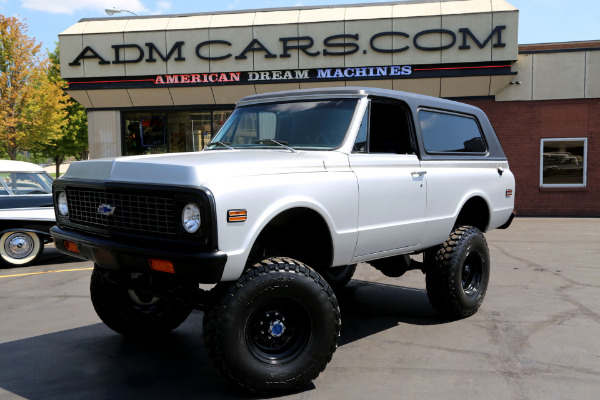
33, 44, 88, 177
0, 15, 67, 160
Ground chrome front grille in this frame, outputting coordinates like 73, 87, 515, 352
66, 188, 176, 235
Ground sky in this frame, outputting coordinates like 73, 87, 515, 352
1, 0, 599, 53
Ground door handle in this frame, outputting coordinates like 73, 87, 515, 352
411, 171, 427, 176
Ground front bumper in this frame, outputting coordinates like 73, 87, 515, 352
51, 226, 227, 283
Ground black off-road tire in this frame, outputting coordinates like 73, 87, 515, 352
425, 226, 490, 319
203, 257, 341, 394
319, 264, 357, 290
90, 267, 192, 337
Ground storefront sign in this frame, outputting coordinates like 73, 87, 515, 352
140, 117, 166, 147
154, 72, 241, 84
152, 66, 413, 85
66, 62, 513, 90
68, 26, 507, 67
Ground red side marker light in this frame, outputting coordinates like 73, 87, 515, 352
64, 241, 80, 254
148, 259, 175, 274
506, 189, 513, 198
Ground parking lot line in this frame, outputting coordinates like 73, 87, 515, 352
0, 267, 93, 279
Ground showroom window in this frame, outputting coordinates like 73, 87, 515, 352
540, 138, 587, 187
122, 109, 233, 156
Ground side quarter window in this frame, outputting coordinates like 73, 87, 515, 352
353, 100, 415, 154
419, 110, 487, 154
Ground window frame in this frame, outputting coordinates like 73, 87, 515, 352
540, 137, 588, 188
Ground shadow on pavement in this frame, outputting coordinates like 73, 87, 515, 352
0, 246, 82, 272
35, 245, 83, 267
0, 279, 443, 399
336, 279, 443, 346
0, 318, 238, 400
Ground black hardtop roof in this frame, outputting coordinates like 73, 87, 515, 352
237, 86, 506, 161
238, 86, 481, 114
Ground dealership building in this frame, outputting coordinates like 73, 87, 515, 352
58, 0, 599, 216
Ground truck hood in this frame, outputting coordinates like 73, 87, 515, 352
61, 150, 349, 187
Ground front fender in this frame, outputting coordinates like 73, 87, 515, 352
205, 172, 359, 281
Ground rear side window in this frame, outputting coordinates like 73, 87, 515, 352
418, 110, 486, 153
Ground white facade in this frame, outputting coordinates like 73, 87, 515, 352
57, 0, 599, 159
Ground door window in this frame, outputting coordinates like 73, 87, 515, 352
352, 100, 414, 154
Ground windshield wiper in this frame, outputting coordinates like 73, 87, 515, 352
206, 141, 234, 150
254, 139, 297, 153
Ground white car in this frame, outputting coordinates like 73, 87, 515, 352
0, 160, 55, 267
51, 88, 515, 394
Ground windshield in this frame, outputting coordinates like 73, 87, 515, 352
206, 99, 358, 150
0, 171, 53, 196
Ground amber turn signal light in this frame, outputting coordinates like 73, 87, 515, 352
228, 209, 247, 222
148, 258, 175, 274
64, 240, 80, 254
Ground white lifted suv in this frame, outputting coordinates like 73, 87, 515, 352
51, 87, 515, 394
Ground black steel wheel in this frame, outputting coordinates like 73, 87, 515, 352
203, 258, 341, 394
90, 266, 192, 337
247, 297, 311, 364
461, 251, 484, 296
425, 226, 490, 319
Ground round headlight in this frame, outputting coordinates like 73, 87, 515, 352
182, 203, 201, 233
57, 192, 69, 216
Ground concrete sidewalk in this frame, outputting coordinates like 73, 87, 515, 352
43, 163, 71, 174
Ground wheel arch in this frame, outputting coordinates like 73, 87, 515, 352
454, 195, 491, 232
247, 206, 335, 271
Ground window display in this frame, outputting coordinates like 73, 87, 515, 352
123, 109, 233, 156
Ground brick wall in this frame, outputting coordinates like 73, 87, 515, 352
464, 98, 599, 216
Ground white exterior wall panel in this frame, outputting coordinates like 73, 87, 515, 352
87, 111, 122, 159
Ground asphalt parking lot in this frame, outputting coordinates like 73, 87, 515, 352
0, 217, 599, 400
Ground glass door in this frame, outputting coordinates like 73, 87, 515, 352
190, 110, 233, 151
190, 111, 212, 152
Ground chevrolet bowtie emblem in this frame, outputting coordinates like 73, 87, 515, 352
98, 204, 116, 216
